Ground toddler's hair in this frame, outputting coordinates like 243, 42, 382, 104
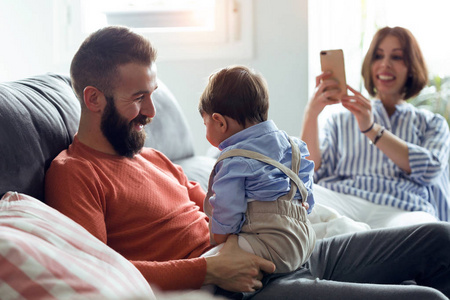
199, 65, 269, 126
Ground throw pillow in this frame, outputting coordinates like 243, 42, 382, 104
0, 191, 155, 299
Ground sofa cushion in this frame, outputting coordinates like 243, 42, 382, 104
145, 80, 195, 161
0, 191, 154, 299
0, 73, 80, 201
174, 155, 216, 191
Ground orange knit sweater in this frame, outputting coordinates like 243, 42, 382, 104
45, 137, 212, 291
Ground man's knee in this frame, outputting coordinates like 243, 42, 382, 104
415, 222, 450, 249
420, 222, 450, 237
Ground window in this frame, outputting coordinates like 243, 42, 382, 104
53, 0, 253, 63
90, 0, 216, 30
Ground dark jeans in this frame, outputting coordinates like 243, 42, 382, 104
217, 222, 450, 300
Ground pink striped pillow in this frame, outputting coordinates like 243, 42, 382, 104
0, 191, 155, 299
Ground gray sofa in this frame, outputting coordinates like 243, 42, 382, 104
0, 73, 215, 202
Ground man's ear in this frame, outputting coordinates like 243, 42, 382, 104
212, 113, 228, 133
83, 86, 105, 113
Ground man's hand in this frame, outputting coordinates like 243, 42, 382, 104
204, 235, 275, 292
213, 233, 230, 245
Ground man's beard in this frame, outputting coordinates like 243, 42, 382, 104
101, 97, 151, 158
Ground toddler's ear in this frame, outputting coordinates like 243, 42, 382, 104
212, 113, 228, 132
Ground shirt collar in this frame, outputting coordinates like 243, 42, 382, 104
373, 99, 409, 117
219, 120, 278, 150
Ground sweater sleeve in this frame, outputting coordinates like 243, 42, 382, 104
153, 150, 207, 212
188, 180, 207, 212
132, 257, 207, 291
173, 162, 207, 212
130, 153, 210, 290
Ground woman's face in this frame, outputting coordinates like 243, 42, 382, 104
371, 35, 409, 102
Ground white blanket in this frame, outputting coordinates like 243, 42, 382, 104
308, 203, 371, 239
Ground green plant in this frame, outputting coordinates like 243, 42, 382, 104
409, 75, 450, 127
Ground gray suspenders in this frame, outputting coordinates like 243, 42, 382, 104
204, 137, 308, 217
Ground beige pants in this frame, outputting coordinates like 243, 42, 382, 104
204, 136, 316, 273
240, 199, 316, 273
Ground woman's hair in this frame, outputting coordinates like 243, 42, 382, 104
70, 26, 157, 103
361, 26, 428, 100
198, 65, 269, 126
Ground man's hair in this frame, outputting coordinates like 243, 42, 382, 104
361, 26, 428, 100
70, 26, 157, 103
198, 65, 269, 126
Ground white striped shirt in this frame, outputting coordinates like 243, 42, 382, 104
315, 100, 450, 221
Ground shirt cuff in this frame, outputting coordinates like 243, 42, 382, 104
210, 216, 243, 235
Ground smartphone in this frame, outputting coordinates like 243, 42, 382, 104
320, 49, 347, 100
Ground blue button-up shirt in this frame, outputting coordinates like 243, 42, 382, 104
208, 120, 315, 235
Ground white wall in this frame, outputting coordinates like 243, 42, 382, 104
157, 0, 309, 154
0, 0, 309, 155
0, 0, 56, 81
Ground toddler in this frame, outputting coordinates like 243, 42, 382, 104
199, 65, 316, 273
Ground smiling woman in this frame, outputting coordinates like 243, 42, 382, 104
362, 30, 427, 112
301, 25, 450, 230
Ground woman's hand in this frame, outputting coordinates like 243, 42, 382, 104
307, 72, 342, 117
341, 85, 374, 132
342, 85, 411, 173
301, 71, 341, 170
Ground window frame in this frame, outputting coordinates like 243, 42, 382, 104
52, 0, 253, 63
